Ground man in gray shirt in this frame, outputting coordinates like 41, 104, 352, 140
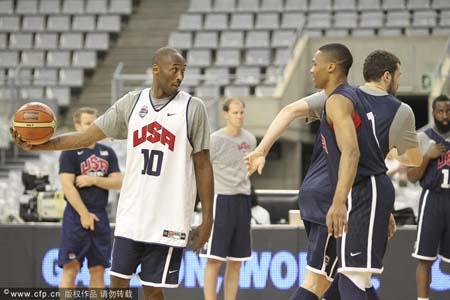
12, 47, 214, 300
201, 98, 256, 300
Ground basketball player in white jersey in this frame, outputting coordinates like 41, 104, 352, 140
12, 47, 214, 300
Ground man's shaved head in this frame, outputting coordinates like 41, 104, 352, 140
317, 43, 353, 76
152, 47, 185, 65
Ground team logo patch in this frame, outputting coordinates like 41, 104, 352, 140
139, 105, 148, 118
163, 230, 186, 240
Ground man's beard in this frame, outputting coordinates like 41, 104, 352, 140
435, 117, 450, 134
387, 80, 396, 96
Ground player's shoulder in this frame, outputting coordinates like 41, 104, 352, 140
241, 128, 256, 139
211, 128, 225, 138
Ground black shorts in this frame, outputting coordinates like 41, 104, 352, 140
338, 175, 395, 274
200, 194, 252, 261
412, 189, 450, 263
110, 236, 184, 288
304, 220, 338, 281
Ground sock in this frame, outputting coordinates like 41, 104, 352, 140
366, 287, 379, 300
338, 274, 368, 300
417, 298, 429, 300
289, 286, 319, 300
322, 274, 340, 300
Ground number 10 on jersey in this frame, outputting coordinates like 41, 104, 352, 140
141, 149, 164, 176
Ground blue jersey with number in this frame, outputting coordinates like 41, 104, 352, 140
420, 128, 450, 192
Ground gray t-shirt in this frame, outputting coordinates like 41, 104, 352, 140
94, 90, 210, 153
417, 127, 450, 154
210, 128, 257, 195
303, 91, 327, 122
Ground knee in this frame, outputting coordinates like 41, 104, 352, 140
143, 286, 163, 298
227, 260, 242, 271
89, 266, 105, 278
110, 275, 130, 288
301, 273, 330, 295
418, 260, 433, 270
63, 261, 80, 278
207, 258, 223, 269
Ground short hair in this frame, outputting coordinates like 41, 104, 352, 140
318, 43, 353, 76
432, 94, 450, 110
222, 98, 245, 112
73, 107, 98, 124
363, 50, 401, 82
151, 47, 183, 65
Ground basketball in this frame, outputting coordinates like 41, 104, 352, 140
13, 102, 56, 145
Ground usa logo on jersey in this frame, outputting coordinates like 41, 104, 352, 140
139, 105, 148, 118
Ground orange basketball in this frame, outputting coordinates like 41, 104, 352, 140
13, 102, 56, 145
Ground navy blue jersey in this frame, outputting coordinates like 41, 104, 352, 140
420, 128, 450, 192
299, 134, 333, 224
319, 84, 388, 188
59, 143, 120, 212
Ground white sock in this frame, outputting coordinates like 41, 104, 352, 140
418, 298, 429, 300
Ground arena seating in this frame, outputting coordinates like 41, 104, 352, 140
170, 0, 450, 96
0, 0, 132, 106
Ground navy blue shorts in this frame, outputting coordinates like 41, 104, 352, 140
58, 207, 111, 269
200, 194, 252, 261
338, 175, 395, 274
304, 220, 338, 281
412, 189, 450, 263
110, 236, 184, 288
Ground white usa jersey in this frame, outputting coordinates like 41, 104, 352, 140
114, 88, 197, 247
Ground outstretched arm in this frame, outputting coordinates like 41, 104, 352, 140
325, 95, 360, 238
11, 124, 106, 151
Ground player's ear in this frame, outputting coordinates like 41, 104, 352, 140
328, 62, 336, 73
383, 71, 391, 83
152, 64, 159, 75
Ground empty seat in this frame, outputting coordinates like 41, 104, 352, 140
260, 0, 283, 11
281, 12, 306, 29
433, 27, 450, 36
62, 0, 84, 14
109, 0, 132, 14
97, 15, 121, 32
216, 49, 240, 66
34, 69, 58, 86
20, 87, 44, 99
334, 12, 358, 28
386, 11, 410, 27
194, 31, 218, 48
187, 49, 211, 67
0, 0, 14, 14
360, 12, 384, 28
255, 85, 275, 96
407, 0, 430, 9
245, 49, 270, 66
413, 10, 436, 27
357, 0, 380, 10
224, 85, 250, 97
235, 66, 260, 84
333, 0, 355, 11
72, 16, 96, 32
378, 28, 402, 36
309, 0, 332, 11
195, 85, 220, 99
182, 67, 202, 86
16, 0, 38, 14
86, 0, 108, 14
46, 51, 71, 67
46, 87, 70, 106
204, 14, 228, 30
272, 30, 296, 47
0, 16, 20, 32
220, 31, 244, 48
0, 34, 7, 49
8, 68, 32, 84
85, 33, 109, 50
274, 48, 290, 66
188, 0, 212, 13
245, 31, 270, 48
263, 66, 279, 84
352, 28, 375, 36
230, 13, 254, 30
47, 16, 71, 32
303, 29, 323, 37
204, 67, 230, 85
73, 51, 97, 68
22, 16, 46, 32
255, 13, 280, 30
237, 0, 259, 12
60, 33, 83, 49
9, 33, 33, 49
21, 50, 44, 67
178, 14, 203, 31
382, 0, 405, 10
0, 51, 19, 67
325, 29, 349, 37
440, 10, 450, 27
59, 69, 83, 86
35, 33, 58, 49
213, 0, 236, 12
307, 12, 332, 29
169, 32, 192, 49
285, 0, 308, 11
432, 0, 450, 9
39, 0, 61, 13
405, 28, 430, 35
